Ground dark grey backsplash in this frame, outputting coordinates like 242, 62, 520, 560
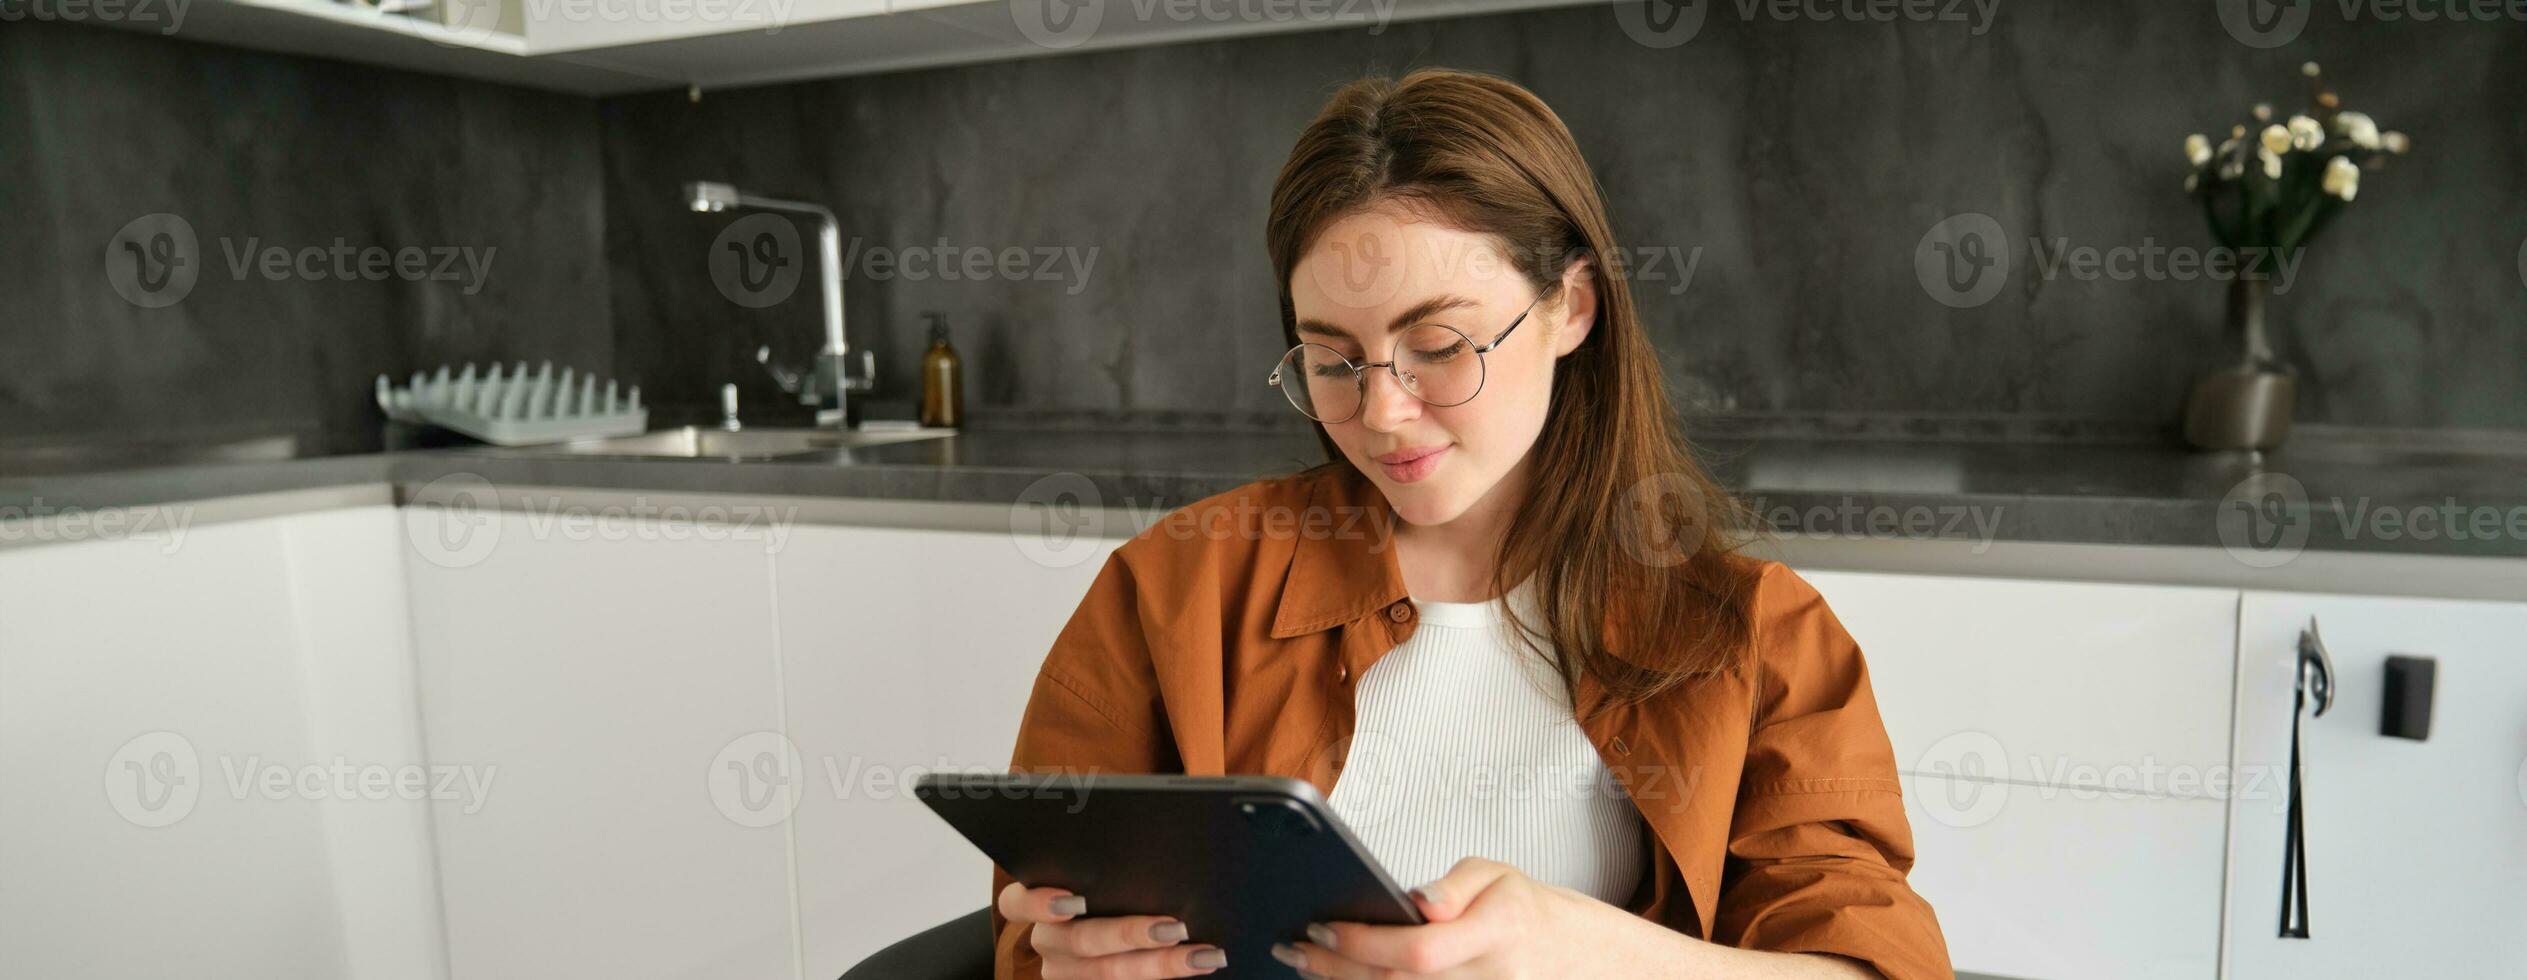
1, 21, 611, 456
8, 4, 2523, 454
598, 2, 2526, 433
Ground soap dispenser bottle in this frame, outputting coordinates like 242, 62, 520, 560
919, 312, 963, 428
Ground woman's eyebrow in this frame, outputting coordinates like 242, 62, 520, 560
1295, 294, 1483, 340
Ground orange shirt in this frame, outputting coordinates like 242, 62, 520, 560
993, 464, 1950, 979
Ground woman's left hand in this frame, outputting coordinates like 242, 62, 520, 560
1271, 856, 1608, 979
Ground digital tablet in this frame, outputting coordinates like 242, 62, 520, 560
915, 772, 1425, 976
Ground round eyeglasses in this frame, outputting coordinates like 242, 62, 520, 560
1267, 294, 1543, 424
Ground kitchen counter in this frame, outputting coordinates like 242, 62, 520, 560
4, 427, 2524, 577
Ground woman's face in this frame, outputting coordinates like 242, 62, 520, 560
1286, 204, 1596, 528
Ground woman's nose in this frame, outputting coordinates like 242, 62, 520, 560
1357, 365, 1422, 431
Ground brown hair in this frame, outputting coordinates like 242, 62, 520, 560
1266, 68, 1761, 720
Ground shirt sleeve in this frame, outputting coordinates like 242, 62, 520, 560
992, 547, 1182, 980
1710, 564, 1953, 980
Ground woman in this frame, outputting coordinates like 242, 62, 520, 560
991, 68, 1948, 980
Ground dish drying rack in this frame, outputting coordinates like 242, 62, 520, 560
378, 363, 646, 446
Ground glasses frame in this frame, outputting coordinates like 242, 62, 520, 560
1267, 292, 1546, 424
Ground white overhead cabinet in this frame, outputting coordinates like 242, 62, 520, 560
2223, 591, 2527, 979
100, 0, 1607, 95
1807, 571, 2240, 980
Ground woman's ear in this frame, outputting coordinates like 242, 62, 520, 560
1549, 256, 1599, 358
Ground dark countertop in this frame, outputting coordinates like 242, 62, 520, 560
4, 427, 2525, 559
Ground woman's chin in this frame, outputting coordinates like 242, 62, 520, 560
1378, 482, 1474, 528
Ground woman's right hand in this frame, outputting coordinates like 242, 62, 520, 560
997, 881, 1227, 978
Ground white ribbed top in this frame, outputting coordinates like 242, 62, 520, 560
1324, 583, 1646, 904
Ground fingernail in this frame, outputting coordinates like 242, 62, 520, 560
1150, 920, 1188, 943
1189, 947, 1226, 969
1305, 922, 1338, 950
1270, 942, 1308, 969
1411, 882, 1442, 905
1049, 895, 1086, 916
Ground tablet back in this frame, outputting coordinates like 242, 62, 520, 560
916, 772, 1424, 977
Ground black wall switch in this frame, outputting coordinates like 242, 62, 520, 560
2380, 655, 2436, 741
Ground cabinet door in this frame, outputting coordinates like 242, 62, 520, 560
1901, 772, 2226, 980
401, 505, 794, 980
0, 509, 433, 980
1801, 570, 2240, 796
1802, 570, 2238, 980
774, 524, 1119, 977
2226, 591, 2527, 978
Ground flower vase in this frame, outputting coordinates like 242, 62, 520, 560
2182, 276, 2296, 453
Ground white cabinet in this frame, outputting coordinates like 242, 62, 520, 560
773, 524, 1118, 977
2223, 591, 2527, 979
1803, 570, 2240, 980
395, 501, 1126, 980
1899, 772, 2227, 980
399, 505, 795, 980
1802, 571, 2240, 797
115, 0, 1582, 95
21, 493, 2518, 980
0, 507, 439, 980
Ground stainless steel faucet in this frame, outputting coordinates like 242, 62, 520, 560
685, 181, 872, 428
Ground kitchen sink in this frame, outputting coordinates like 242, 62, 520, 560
538, 425, 952, 460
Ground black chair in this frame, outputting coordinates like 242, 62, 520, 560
838, 906, 997, 980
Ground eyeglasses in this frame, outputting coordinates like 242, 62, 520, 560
1268, 293, 1544, 424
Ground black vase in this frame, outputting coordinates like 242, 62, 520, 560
2182, 277, 2296, 452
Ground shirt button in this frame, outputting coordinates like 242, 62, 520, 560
1335, 664, 1350, 683
1611, 737, 1631, 755
1386, 601, 1413, 623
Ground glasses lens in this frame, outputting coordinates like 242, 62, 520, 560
1275, 343, 1361, 422
1394, 324, 1484, 407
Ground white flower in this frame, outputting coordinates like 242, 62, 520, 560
2219, 158, 2244, 181
2260, 124, 2292, 156
2253, 102, 2274, 122
2382, 130, 2410, 154
2323, 156, 2361, 201
2186, 133, 2213, 166
2287, 115, 2324, 151
2335, 111, 2381, 150
2259, 147, 2284, 180
2185, 173, 2200, 193
2301, 61, 2321, 77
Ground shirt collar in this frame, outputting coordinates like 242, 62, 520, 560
1268, 465, 1409, 638
1265, 465, 1642, 663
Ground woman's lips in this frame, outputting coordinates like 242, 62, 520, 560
1374, 444, 1450, 483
